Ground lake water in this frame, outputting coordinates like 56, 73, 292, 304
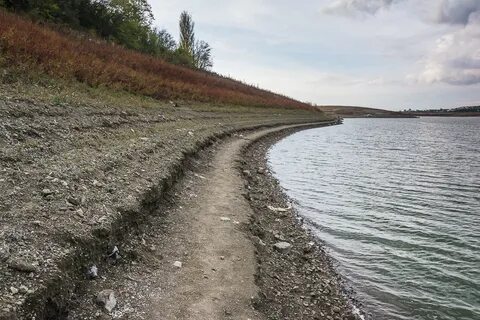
268, 117, 480, 320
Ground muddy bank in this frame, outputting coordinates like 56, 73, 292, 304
240, 124, 363, 320
0, 92, 326, 319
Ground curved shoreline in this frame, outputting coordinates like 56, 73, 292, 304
0, 94, 328, 319
1, 119, 351, 319
240, 124, 363, 320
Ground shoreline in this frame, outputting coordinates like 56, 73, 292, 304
61, 122, 344, 319
0, 91, 328, 319
240, 124, 363, 320
0, 119, 354, 319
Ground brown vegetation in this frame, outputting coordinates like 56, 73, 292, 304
0, 10, 313, 110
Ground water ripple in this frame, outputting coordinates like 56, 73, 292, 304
268, 117, 480, 320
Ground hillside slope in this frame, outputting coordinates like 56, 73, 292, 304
0, 10, 312, 110
0, 74, 329, 318
0, 8, 333, 318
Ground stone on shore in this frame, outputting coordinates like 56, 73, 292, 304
8, 259, 37, 273
96, 290, 117, 313
273, 241, 292, 252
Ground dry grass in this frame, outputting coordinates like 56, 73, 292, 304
0, 10, 313, 110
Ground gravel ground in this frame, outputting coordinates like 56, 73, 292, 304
0, 88, 325, 320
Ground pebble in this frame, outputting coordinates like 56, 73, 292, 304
67, 196, 80, 206
0, 246, 10, 262
10, 287, 18, 295
8, 259, 37, 273
273, 241, 292, 252
173, 261, 182, 268
41, 188, 53, 196
220, 217, 231, 222
76, 208, 85, 217
96, 290, 117, 313
108, 246, 120, 261
242, 170, 252, 177
303, 241, 315, 254
18, 285, 28, 294
87, 265, 98, 279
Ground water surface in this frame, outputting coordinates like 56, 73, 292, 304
268, 117, 480, 320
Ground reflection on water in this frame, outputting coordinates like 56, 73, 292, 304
268, 117, 480, 320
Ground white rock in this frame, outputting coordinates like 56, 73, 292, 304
87, 265, 98, 279
267, 205, 292, 213
273, 242, 292, 252
96, 290, 117, 313
173, 261, 182, 268
10, 287, 18, 295
220, 217, 231, 222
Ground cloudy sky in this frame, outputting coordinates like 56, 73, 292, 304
150, 0, 480, 110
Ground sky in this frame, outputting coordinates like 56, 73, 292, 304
150, 0, 480, 110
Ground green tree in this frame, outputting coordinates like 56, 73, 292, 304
194, 40, 212, 70
179, 10, 195, 55
0, 1, 213, 69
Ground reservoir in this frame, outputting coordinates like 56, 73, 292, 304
268, 117, 480, 320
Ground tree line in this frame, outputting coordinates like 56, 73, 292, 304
0, 0, 212, 69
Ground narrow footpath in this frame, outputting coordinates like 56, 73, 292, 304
68, 123, 324, 320
139, 124, 317, 320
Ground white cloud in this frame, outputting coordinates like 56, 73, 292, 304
322, 0, 399, 17
150, 0, 480, 108
417, 10, 480, 85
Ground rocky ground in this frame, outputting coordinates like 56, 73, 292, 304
241, 126, 364, 320
51, 123, 358, 320
63, 125, 312, 320
0, 76, 326, 320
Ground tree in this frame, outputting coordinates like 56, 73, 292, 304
156, 28, 176, 51
179, 10, 195, 55
194, 40, 212, 70
178, 11, 213, 70
0, 1, 213, 69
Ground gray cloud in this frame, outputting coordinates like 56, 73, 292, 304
417, 11, 480, 85
433, 0, 480, 25
322, 0, 399, 17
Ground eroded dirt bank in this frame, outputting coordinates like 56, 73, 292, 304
0, 92, 325, 319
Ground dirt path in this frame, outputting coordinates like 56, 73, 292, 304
64, 122, 331, 320
0, 92, 327, 319
143, 124, 317, 320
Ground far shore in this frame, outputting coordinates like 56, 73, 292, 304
318, 105, 480, 118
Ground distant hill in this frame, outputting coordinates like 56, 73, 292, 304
317, 105, 416, 118
405, 105, 480, 117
